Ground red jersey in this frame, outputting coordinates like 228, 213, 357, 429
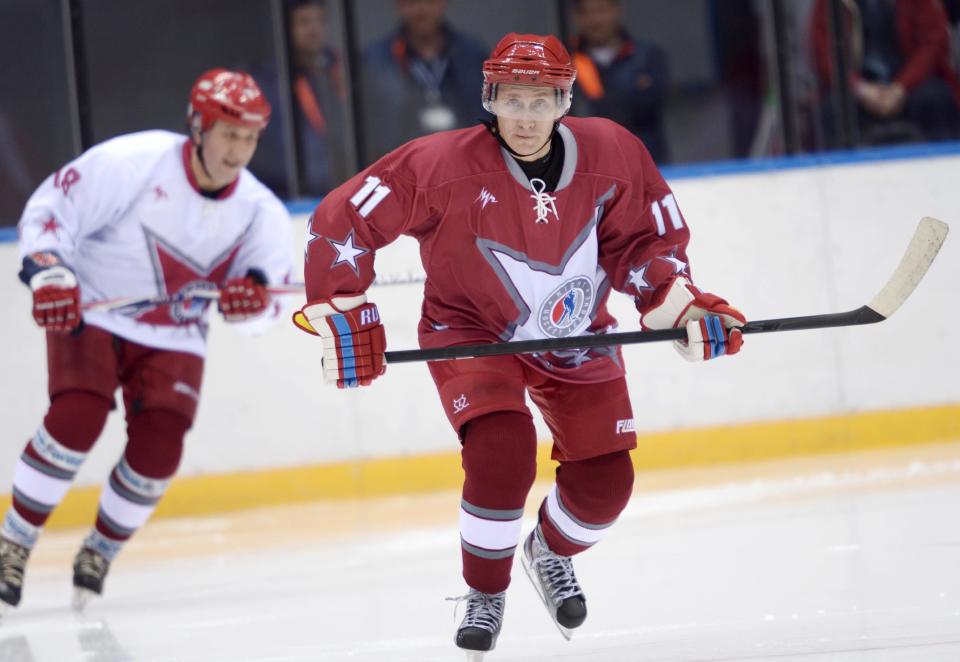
304, 116, 692, 383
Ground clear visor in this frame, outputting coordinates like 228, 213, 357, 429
483, 84, 571, 121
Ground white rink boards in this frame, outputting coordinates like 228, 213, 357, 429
1, 151, 959, 488
2, 442, 959, 662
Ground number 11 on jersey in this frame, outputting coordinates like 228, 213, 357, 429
350, 176, 392, 218
651, 193, 684, 236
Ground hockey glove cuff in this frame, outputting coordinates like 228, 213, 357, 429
641, 276, 746, 362
22, 252, 82, 333
293, 293, 386, 388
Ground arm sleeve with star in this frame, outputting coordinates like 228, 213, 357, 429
595, 125, 693, 315
17, 141, 143, 267
303, 147, 435, 302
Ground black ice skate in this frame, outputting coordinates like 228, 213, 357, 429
521, 525, 587, 640
0, 537, 31, 611
72, 546, 111, 611
452, 588, 506, 661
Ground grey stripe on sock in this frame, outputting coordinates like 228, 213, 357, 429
114, 459, 169, 499
96, 509, 137, 539
543, 509, 596, 548
461, 538, 517, 560
108, 473, 161, 507
461, 499, 524, 521
553, 490, 616, 531
12, 487, 55, 515
20, 454, 74, 481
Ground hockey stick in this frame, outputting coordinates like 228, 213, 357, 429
383, 217, 949, 365
82, 272, 426, 313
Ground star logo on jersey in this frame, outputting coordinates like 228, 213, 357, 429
658, 250, 688, 275
475, 188, 498, 210
39, 215, 60, 237
478, 210, 601, 341
304, 213, 320, 264
154, 185, 168, 201
626, 263, 653, 293
327, 231, 369, 276
136, 227, 242, 326
551, 347, 592, 368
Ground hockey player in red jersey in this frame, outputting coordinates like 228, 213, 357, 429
296, 34, 745, 657
0, 69, 293, 613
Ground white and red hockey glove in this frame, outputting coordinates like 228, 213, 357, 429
641, 277, 746, 362
292, 293, 386, 388
20, 252, 82, 333
218, 269, 270, 322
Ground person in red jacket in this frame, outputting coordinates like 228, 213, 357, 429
811, 0, 960, 146
296, 33, 746, 658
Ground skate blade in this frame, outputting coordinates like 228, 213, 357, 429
464, 652, 487, 662
521, 552, 574, 642
72, 587, 96, 612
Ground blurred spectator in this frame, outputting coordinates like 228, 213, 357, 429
568, 0, 670, 163
713, 1, 765, 158
250, 0, 349, 198
361, 0, 487, 160
811, 0, 960, 147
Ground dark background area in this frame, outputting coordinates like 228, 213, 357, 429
2, 0, 958, 225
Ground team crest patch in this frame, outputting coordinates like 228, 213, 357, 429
538, 277, 595, 337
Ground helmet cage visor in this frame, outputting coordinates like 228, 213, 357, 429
482, 82, 571, 121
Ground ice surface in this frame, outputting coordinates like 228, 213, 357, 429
2, 446, 959, 661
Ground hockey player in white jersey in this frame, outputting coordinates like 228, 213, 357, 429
0, 68, 293, 612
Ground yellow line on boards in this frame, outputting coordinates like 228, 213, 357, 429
1, 403, 956, 531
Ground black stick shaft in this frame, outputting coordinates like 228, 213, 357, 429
383, 305, 885, 364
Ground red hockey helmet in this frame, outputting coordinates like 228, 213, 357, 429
482, 33, 576, 119
187, 68, 271, 134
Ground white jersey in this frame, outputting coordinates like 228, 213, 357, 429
18, 130, 293, 357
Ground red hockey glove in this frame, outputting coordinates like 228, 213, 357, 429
218, 270, 269, 322
641, 277, 746, 362
292, 293, 386, 388
22, 252, 81, 333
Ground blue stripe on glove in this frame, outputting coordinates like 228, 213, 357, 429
705, 315, 726, 359
330, 314, 359, 381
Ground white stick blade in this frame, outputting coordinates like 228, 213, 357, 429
867, 217, 949, 319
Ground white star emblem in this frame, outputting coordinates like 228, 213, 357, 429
627, 263, 653, 292
327, 231, 368, 275
304, 213, 320, 263
480, 214, 602, 342
552, 348, 592, 367
659, 250, 687, 275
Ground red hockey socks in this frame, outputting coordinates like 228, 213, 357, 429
85, 409, 189, 560
459, 412, 538, 595
2, 391, 110, 547
538, 450, 635, 557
